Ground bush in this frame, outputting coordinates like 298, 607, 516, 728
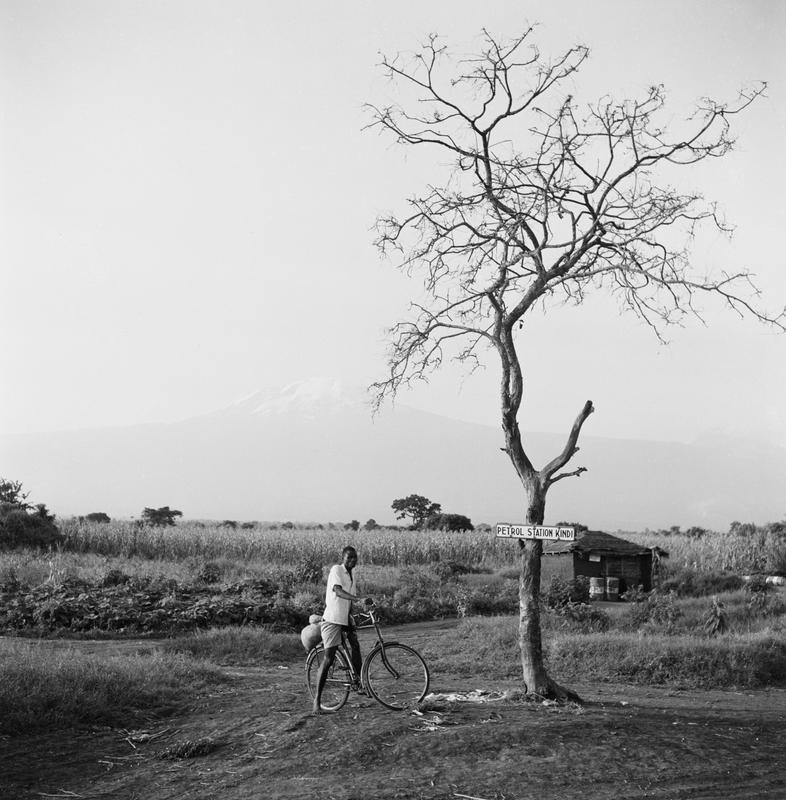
141, 507, 183, 527
625, 591, 682, 632
293, 554, 324, 584
197, 562, 223, 584
425, 513, 474, 532
0, 504, 62, 550
101, 568, 131, 587
549, 603, 611, 634
542, 575, 590, 609
433, 560, 474, 580
659, 567, 743, 598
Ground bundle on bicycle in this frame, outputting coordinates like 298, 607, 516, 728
304, 606, 430, 712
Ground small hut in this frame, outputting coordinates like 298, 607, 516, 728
541, 530, 667, 596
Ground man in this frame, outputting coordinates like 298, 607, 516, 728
312, 545, 372, 714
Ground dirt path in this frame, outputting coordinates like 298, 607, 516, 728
2, 623, 786, 800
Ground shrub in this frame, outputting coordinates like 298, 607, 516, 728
542, 575, 590, 609
141, 507, 183, 527
425, 513, 474, 532
625, 591, 682, 632
101, 568, 131, 587
433, 560, 473, 580
549, 603, 611, 634
702, 596, 728, 636
659, 567, 743, 598
0, 504, 62, 550
291, 554, 323, 584
197, 562, 223, 584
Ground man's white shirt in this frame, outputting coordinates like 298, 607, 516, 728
323, 564, 355, 625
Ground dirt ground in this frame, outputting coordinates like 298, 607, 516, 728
2, 622, 785, 800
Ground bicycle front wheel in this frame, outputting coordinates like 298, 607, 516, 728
364, 643, 430, 711
305, 646, 351, 712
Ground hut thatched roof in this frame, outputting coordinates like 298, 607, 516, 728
543, 530, 667, 557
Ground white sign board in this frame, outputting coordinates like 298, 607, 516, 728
495, 524, 575, 541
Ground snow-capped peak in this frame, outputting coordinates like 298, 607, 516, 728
231, 377, 369, 420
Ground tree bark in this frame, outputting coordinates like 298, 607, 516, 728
517, 476, 582, 701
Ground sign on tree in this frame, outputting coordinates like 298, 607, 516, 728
496, 524, 575, 541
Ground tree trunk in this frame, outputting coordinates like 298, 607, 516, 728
518, 479, 581, 701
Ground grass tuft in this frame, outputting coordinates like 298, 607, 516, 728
0, 640, 225, 735
159, 737, 222, 759
161, 625, 303, 665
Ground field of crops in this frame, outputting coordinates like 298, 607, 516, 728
57, 518, 508, 567
52, 518, 786, 576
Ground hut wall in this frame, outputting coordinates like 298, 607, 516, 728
540, 554, 575, 585
570, 552, 654, 592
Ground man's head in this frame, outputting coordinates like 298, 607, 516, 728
341, 546, 358, 570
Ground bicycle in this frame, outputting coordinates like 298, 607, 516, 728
305, 606, 430, 712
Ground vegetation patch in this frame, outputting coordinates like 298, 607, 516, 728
158, 737, 222, 759
426, 617, 786, 689
548, 632, 786, 688
162, 626, 302, 665
0, 641, 224, 735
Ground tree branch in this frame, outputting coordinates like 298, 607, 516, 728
540, 400, 595, 483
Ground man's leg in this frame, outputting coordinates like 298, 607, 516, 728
346, 626, 362, 678
313, 646, 337, 714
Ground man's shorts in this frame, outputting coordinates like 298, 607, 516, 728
320, 621, 346, 649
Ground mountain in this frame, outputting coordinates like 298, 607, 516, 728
1, 377, 784, 530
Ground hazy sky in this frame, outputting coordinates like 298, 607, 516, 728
2, 0, 784, 444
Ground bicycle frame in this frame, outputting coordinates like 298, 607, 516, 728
313, 609, 413, 688
306, 606, 430, 711
351, 608, 405, 683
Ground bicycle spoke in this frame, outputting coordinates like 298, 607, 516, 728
365, 643, 429, 711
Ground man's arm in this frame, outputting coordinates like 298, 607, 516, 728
332, 585, 370, 604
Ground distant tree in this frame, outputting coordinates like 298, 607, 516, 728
344, 520, 360, 531
85, 512, 111, 524
141, 506, 183, 527
0, 478, 31, 510
241, 521, 257, 530
281, 521, 295, 530
729, 521, 758, 537
766, 521, 786, 538
364, 518, 378, 531
221, 520, 238, 529
0, 479, 61, 549
391, 495, 442, 529
426, 512, 474, 532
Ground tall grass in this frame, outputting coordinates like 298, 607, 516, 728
59, 519, 508, 567
427, 616, 786, 688
54, 519, 786, 576
624, 530, 786, 574
0, 640, 225, 734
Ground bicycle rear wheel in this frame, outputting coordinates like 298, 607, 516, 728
364, 643, 430, 711
305, 646, 351, 712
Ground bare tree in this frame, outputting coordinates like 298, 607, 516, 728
365, 28, 783, 700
